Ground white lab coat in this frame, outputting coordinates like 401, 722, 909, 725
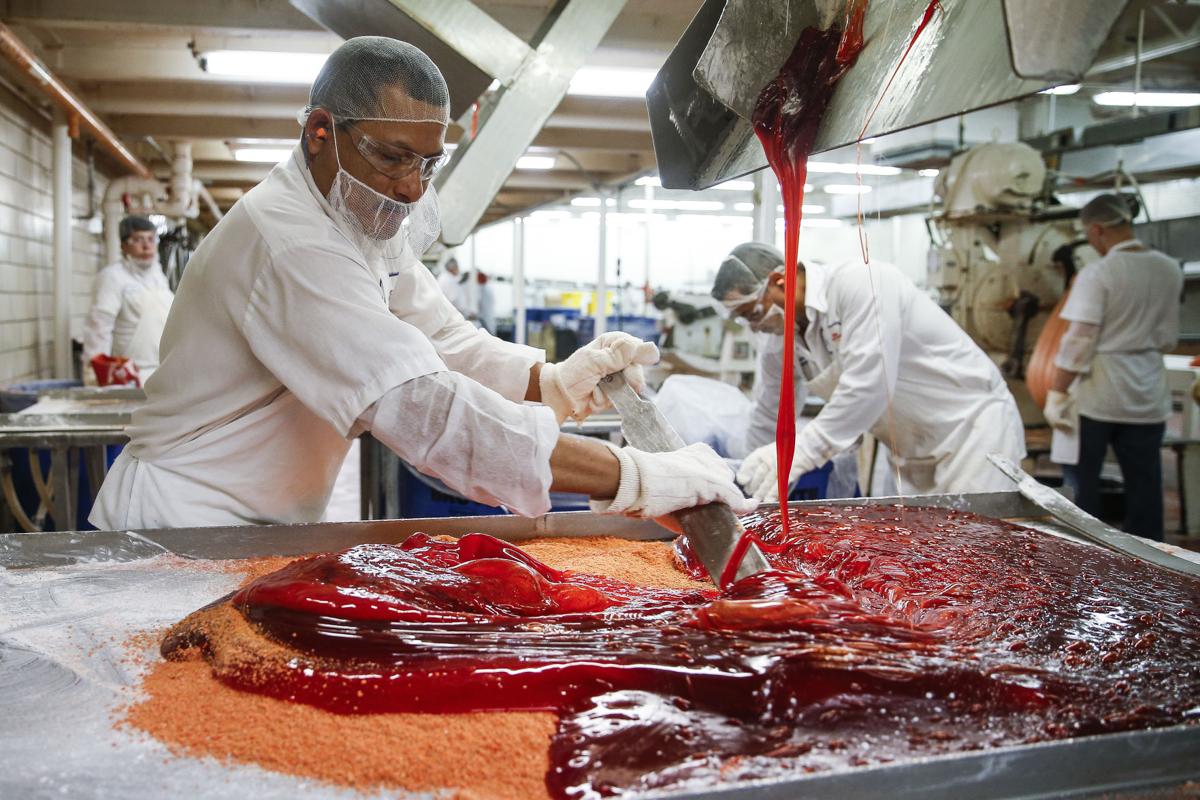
90, 147, 555, 530
1059, 239, 1182, 424
81, 258, 173, 378
791, 260, 1025, 495
437, 269, 472, 317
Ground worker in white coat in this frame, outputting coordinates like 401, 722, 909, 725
90, 37, 752, 531
1044, 194, 1182, 540
81, 215, 174, 381
715, 251, 1025, 501
437, 256, 471, 317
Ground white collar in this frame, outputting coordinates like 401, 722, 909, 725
1109, 238, 1144, 254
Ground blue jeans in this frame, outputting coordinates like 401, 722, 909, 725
1076, 415, 1165, 541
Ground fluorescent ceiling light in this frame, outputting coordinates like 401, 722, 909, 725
233, 147, 292, 163
202, 50, 328, 84
733, 202, 754, 212
516, 155, 556, 170
807, 161, 901, 176
570, 197, 616, 207
823, 184, 872, 194
861, 137, 878, 144
713, 179, 755, 191
530, 209, 571, 220
919, 168, 940, 177
568, 67, 657, 98
1039, 84, 1081, 96
677, 214, 753, 224
634, 175, 661, 187
1093, 91, 1200, 107
629, 199, 725, 211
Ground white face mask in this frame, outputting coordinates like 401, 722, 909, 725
750, 302, 785, 335
325, 124, 441, 259
126, 254, 158, 270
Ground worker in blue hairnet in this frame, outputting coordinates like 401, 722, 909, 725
91, 38, 752, 530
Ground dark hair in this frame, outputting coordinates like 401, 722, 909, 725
309, 37, 449, 122
119, 215, 155, 241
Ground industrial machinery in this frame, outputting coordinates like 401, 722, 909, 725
927, 141, 1094, 420
652, 290, 758, 385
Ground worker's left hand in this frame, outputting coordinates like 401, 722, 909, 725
737, 442, 818, 502
1043, 389, 1076, 434
539, 332, 659, 423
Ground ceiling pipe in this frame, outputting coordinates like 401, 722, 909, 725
0, 22, 151, 179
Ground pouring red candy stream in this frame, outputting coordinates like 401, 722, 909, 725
726, 0, 942, 587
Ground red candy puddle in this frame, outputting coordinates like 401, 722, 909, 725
215, 507, 1200, 799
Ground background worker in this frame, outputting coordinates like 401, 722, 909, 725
90, 37, 751, 531
437, 256, 472, 318
715, 251, 1025, 501
81, 215, 174, 381
1044, 193, 1183, 540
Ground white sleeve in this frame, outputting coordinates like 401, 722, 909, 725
746, 332, 806, 452
1059, 266, 1104, 325
389, 256, 544, 402
358, 372, 559, 517
82, 268, 125, 363
794, 267, 901, 467
1054, 320, 1100, 373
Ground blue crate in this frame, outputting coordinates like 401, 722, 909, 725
577, 315, 660, 344
397, 462, 590, 518
789, 461, 834, 502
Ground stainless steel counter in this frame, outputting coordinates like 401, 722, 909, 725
1, 493, 1197, 799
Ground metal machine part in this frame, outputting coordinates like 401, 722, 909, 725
2, 493, 1199, 799
599, 371, 771, 583
989, 454, 1200, 579
926, 141, 1093, 420
647, 0, 1080, 190
1001, 0, 1127, 81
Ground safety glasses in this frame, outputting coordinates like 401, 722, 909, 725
346, 125, 451, 182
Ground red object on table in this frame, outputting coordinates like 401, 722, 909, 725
90, 353, 141, 387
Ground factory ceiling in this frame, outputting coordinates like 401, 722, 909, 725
0, 0, 1196, 233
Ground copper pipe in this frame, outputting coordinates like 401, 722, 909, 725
0, 23, 151, 179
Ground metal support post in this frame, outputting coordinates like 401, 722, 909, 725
52, 108, 73, 379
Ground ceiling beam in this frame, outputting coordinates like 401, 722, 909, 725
2, 0, 321, 33
106, 113, 656, 153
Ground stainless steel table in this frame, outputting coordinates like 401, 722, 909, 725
1, 492, 1197, 799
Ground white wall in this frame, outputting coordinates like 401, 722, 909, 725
0, 85, 106, 384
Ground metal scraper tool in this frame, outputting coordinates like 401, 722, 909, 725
988, 454, 1200, 579
598, 371, 772, 585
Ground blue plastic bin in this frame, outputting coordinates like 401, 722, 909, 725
577, 315, 660, 344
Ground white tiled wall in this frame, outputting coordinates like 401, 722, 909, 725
0, 87, 107, 386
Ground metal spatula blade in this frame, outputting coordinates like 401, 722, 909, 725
597, 371, 771, 585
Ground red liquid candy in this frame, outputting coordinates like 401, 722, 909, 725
208, 505, 1200, 799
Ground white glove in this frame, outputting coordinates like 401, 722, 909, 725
539, 332, 659, 423
1043, 389, 1076, 433
736, 442, 819, 503
590, 442, 758, 519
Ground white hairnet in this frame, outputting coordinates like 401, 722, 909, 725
711, 242, 785, 308
300, 37, 450, 258
306, 36, 450, 125
1079, 193, 1135, 228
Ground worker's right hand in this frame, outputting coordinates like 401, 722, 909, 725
1043, 389, 1076, 433
540, 332, 659, 423
589, 442, 758, 519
